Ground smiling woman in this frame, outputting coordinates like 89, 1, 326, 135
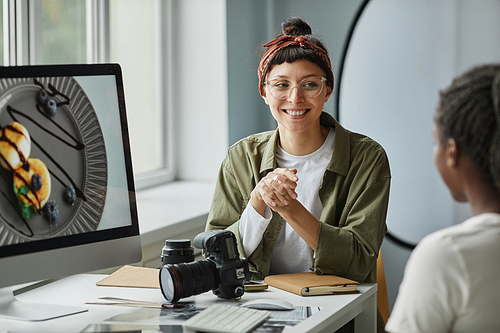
206, 16, 391, 333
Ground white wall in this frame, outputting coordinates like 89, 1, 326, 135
171, 0, 228, 181
109, 0, 162, 175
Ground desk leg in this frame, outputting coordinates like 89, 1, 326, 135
354, 290, 377, 333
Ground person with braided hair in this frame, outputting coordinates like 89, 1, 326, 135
386, 64, 500, 332
207, 17, 390, 332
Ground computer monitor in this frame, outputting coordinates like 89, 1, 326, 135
0, 63, 142, 321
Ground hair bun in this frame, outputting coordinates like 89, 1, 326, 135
281, 17, 312, 37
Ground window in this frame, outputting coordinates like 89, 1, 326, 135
1, 0, 173, 189
32, 0, 87, 64
0, 3, 3, 65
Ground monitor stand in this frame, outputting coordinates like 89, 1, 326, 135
0, 286, 87, 321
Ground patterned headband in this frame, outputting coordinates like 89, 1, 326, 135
258, 35, 334, 96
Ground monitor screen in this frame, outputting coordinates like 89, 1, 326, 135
0, 64, 141, 320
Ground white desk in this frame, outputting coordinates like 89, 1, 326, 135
1, 274, 377, 333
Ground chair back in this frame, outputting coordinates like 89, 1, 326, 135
377, 249, 390, 323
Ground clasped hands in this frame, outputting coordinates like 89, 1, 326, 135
250, 168, 299, 217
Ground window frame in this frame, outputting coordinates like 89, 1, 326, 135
1, 0, 175, 190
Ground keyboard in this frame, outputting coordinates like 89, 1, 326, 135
183, 303, 270, 333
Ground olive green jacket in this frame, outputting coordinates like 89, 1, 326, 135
206, 112, 390, 283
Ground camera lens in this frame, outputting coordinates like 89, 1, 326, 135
161, 239, 194, 265
159, 260, 217, 302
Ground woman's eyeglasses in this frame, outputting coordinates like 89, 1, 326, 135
263, 77, 327, 100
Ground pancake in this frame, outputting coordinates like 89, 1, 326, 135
0, 122, 31, 170
13, 158, 52, 218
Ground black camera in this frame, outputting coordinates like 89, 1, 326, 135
159, 230, 250, 302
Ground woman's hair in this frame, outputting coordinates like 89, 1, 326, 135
259, 17, 334, 91
435, 64, 500, 191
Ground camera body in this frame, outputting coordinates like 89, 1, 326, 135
159, 229, 250, 302
195, 229, 250, 298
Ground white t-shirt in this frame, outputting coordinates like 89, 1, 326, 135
239, 128, 335, 274
385, 213, 500, 333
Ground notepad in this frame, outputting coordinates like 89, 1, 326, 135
96, 265, 160, 289
264, 272, 359, 296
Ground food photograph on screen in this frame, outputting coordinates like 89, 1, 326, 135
0, 74, 132, 247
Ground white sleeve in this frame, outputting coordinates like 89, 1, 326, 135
385, 232, 468, 333
239, 203, 272, 257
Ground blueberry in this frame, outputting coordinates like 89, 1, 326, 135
64, 186, 76, 205
38, 89, 48, 104
44, 200, 59, 223
31, 173, 42, 191
44, 98, 57, 116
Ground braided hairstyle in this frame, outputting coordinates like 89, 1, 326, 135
435, 64, 500, 192
262, 17, 334, 90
